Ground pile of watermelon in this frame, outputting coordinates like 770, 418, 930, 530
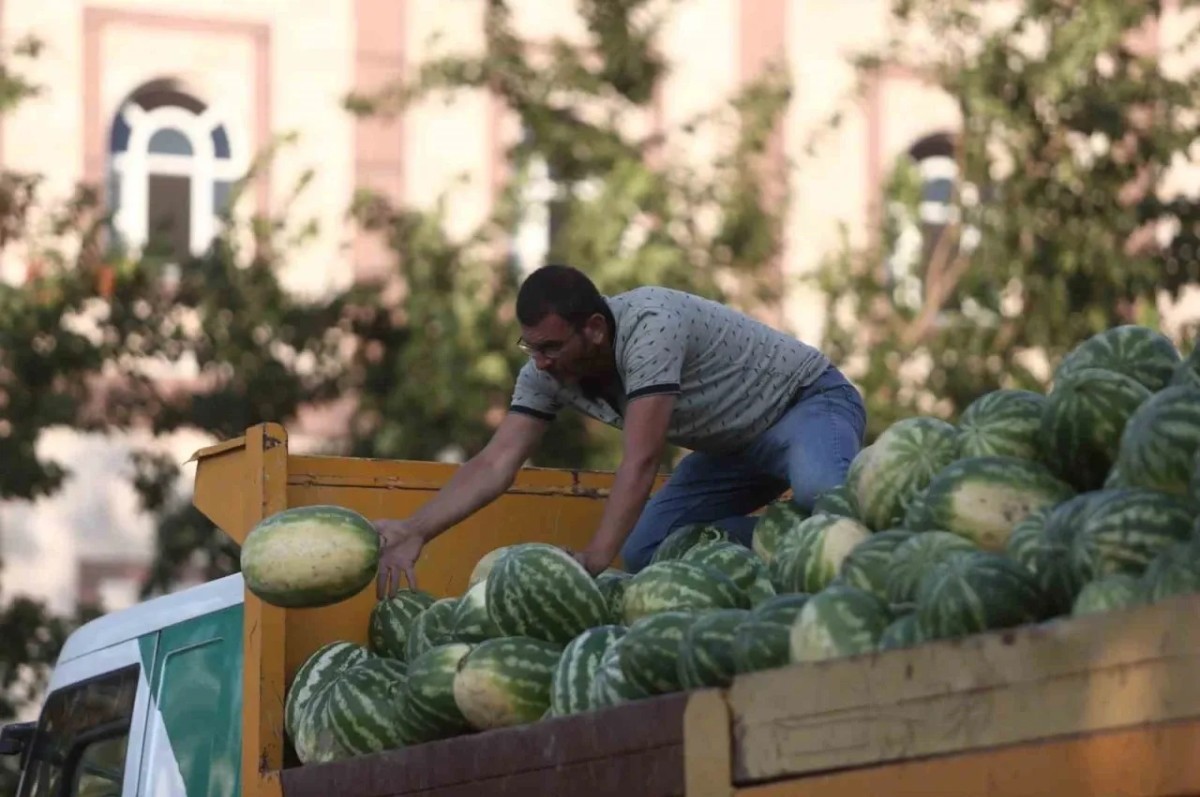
277, 324, 1200, 766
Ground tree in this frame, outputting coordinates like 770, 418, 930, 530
814, 0, 1200, 439
343, 0, 793, 471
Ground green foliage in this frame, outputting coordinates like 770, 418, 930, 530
815, 0, 1200, 440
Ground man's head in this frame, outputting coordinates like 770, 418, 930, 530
516, 264, 613, 384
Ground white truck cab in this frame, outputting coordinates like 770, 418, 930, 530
2, 574, 245, 797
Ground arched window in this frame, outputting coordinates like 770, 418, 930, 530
107, 80, 242, 261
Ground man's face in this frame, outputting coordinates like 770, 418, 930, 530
519, 312, 607, 384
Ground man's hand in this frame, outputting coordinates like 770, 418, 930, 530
570, 546, 614, 577
374, 518, 425, 598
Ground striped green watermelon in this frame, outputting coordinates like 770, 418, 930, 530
877, 612, 924, 651
902, 485, 935, 531
369, 589, 435, 660
550, 625, 626, 717
1170, 345, 1200, 391
616, 610, 700, 695
958, 389, 1046, 461
1040, 368, 1152, 491
789, 583, 892, 662
838, 529, 916, 600
677, 609, 750, 689
651, 523, 728, 565
1140, 539, 1200, 603
922, 455, 1076, 551
1054, 324, 1180, 393
1018, 493, 1103, 615
589, 640, 648, 709
468, 545, 511, 588
1072, 573, 1143, 616
1104, 464, 1126, 489
596, 569, 631, 622
241, 505, 381, 608
395, 643, 474, 743
306, 656, 409, 762
916, 551, 1047, 640
450, 579, 503, 643
285, 641, 371, 757
486, 543, 609, 643
751, 499, 807, 564
682, 541, 776, 605
621, 560, 749, 624
1069, 488, 1196, 583
770, 514, 872, 594
1004, 506, 1049, 575
885, 531, 978, 607
1115, 385, 1200, 497
812, 484, 859, 519
405, 597, 459, 661
732, 594, 810, 674
452, 636, 563, 731
849, 417, 962, 531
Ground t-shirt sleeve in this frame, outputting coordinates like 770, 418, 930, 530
622, 307, 687, 400
509, 360, 562, 421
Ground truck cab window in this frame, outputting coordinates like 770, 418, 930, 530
16, 666, 138, 797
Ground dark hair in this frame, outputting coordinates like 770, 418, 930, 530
516, 264, 608, 328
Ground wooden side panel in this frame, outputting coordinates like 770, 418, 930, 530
734, 719, 1200, 797
730, 593, 1200, 785
280, 693, 689, 797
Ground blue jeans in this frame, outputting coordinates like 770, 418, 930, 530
620, 365, 867, 573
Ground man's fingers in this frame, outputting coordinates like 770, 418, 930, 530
404, 563, 418, 592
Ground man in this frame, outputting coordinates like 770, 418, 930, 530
374, 264, 865, 597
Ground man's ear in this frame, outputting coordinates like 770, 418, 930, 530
583, 312, 608, 344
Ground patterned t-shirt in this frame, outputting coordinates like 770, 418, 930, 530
509, 286, 831, 453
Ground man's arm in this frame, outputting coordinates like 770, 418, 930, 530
405, 410, 549, 542
579, 393, 676, 571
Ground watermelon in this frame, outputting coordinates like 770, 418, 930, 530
450, 579, 503, 643
958, 389, 1046, 461
405, 597, 459, 661
1115, 385, 1200, 497
1039, 368, 1151, 491
616, 611, 699, 695
838, 529, 916, 600
682, 541, 776, 605
877, 612, 924, 651
452, 636, 563, 731
1072, 573, 1143, 616
621, 560, 750, 624
811, 484, 859, 519
885, 531, 978, 607
849, 417, 962, 530
1018, 493, 1103, 615
751, 499, 807, 564
1069, 488, 1196, 583
369, 589, 435, 660
396, 643, 475, 743
1103, 464, 1126, 489
1053, 324, 1180, 392
468, 546, 511, 588
789, 583, 892, 662
770, 514, 872, 594
1170, 345, 1200, 391
1141, 539, 1200, 603
307, 656, 409, 762
589, 640, 648, 709
922, 455, 1076, 550
732, 593, 810, 674
285, 641, 370, 755
241, 505, 380, 608
1004, 506, 1049, 576
650, 523, 728, 564
486, 543, 609, 643
550, 625, 626, 717
677, 609, 751, 689
916, 551, 1047, 640
596, 569, 631, 622
902, 485, 935, 531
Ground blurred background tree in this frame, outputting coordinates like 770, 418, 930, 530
815, 0, 1200, 440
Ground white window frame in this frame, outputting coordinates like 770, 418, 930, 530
110, 101, 246, 257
